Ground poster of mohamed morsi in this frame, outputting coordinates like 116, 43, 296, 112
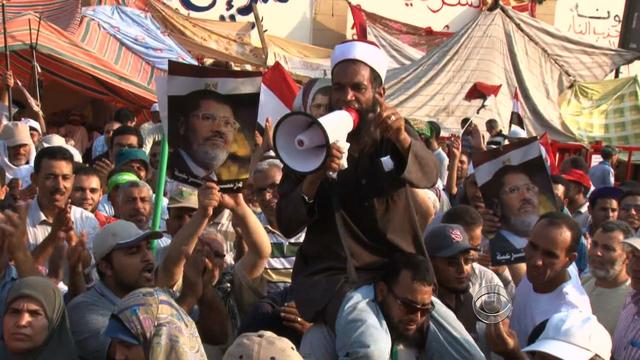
165, 61, 261, 192
472, 137, 557, 265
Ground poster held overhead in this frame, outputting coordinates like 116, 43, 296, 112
166, 60, 260, 191
472, 137, 557, 265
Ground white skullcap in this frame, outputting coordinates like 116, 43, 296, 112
331, 40, 388, 83
150, 103, 159, 112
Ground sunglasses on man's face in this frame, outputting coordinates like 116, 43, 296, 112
388, 287, 435, 317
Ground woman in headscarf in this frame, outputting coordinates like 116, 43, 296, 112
105, 288, 207, 360
292, 78, 331, 118
2, 276, 78, 360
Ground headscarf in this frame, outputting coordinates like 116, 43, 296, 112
0, 141, 35, 189
110, 288, 207, 360
3, 276, 78, 360
292, 78, 331, 114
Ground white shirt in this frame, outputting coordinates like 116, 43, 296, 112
510, 263, 591, 345
26, 199, 100, 252
433, 147, 449, 185
140, 122, 163, 154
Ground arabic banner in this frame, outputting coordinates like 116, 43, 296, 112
472, 137, 557, 265
560, 76, 640, 160
165, 61, 260, 191
554, 0, 639, 76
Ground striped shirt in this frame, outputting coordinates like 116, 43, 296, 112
263, 224, 306, 294
613, 290, 640, 360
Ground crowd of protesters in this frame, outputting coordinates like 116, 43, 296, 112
0, 39, 636, 360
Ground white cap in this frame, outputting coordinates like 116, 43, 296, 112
522, 311, 612, 360
20, 118, 41, 134
623, 237, 640, 251
331, 40, 388, 83
92, 220, 163, 261
150, 103, 159, 112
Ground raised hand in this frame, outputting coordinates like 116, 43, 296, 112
198, 181, 222, 215
374, 94, 410, 152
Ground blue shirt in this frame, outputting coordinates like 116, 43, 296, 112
589, 160, 614, 188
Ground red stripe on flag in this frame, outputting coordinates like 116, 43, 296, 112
262, 61, 299, 110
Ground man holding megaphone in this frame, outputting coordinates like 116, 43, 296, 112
274, 40, 480, 359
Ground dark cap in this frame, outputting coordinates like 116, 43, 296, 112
115, 148, 149, 170
424, 224, 474, 257
601, 145, 618, 158
588, 186, 623, 206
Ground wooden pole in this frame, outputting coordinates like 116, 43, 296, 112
2, 1, 12, 121
252, 2, 269, 65
28, 18, 41, 106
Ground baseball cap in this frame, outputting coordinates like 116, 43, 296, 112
561, 169, 591, 190
622, 237, 640, 251
168, 184, 198, 209
115, 148, 149, 170
588, 186, 623, 206
92, 220, 162, 261
223, 331, 303, 360
522, 311, 611, 360
0, 122, 32, 147
424, 224, 474, 257
107, 171, 139, 193
20, 118, 41, 134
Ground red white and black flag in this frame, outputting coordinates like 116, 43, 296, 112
509, 87, 526, 137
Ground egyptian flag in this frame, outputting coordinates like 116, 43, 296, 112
257, 61, 300, 127
509, 88, 526, 136
464, 82, 502, 113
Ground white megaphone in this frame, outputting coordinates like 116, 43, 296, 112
273, 108, 359, 174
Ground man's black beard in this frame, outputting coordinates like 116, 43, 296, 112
379, 301, 429, 349
388, 317, 428, 348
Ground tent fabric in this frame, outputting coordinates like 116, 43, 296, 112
349, 4, 453, 68
74, 16, 164, 91
81, 5, 196, 71
146, 0, 265, 66
83, 0, 149, 11
266, 35, 331, 79
560, 76, 640, 148
1, 12, 156, 113
385, 4, 640, 142
4, 0, 82, 33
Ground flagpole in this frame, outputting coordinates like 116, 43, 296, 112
252, 2, 269, 66
2, 0, 12, 122
150, 134, 169, 254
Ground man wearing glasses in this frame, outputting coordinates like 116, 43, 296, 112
333, 252, 482, 359
619, 190, 640, 236
170, 89, 243, 188
490, 166, 541, 265
426, 224, 503, 355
